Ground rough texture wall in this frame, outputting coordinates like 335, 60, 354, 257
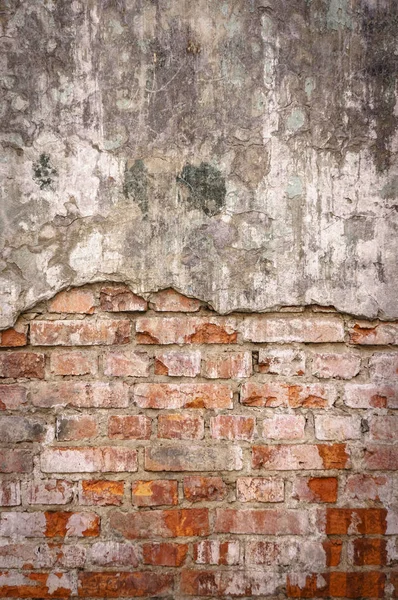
0, 284, 397, 598
1, 0, 398, 327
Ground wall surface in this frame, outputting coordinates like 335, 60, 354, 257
0, 285, 396, 598
1, 0, 398, 328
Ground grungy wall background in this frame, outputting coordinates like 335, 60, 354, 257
1, 0, 398, 328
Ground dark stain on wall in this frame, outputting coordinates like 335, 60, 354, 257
177, 163, 226, 217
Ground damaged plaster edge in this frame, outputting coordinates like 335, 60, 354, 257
0, 278, 395, 332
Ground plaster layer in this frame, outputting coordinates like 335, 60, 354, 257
1, 0, 398, 328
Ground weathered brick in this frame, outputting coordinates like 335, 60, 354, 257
325, 508, 387, 535
0, 571, 76, 598
41, 447, 138, 473
210, 414, 255, 441
0, 449, 32, 473
131, 480, 178, 506
110, 508, 209, 538
56, 415, 98, 441
100, 285, 147, 312
202, 352, 252, 379
349, 321, 398, 345
0, 415, 46, 442
323, 539, 343, 567
0, 385, 27, 409
258, 348, 305, 376
369, 352, 398, 381
157, 413, 204, 439
25, 480, 74, 505
344, 474, 392, 503
78, 571, 173, 598
0, 352, 45, 379
214, 508, 309, 535
253, 444, 349, 470
32, 381, 129, 408
30, 319, 130, 346
108, 415, 151, 439
193, 540, 240, 565
155, 350, 201, 377
88, 541, 139, 567
237, 477, 284, 502
145, 444, 242, 471
292, 477, 338, 503
143, 542, 188, 566
0, 542, 86, 569
0, 323, 28, 347
136, 316, 238, 344
150, 288, 201, 312
314, 415, 362, 440
262, 415, 306, 440
104, 350, 150, 377
0, 481, 20, 506
134, 382, 233, 409
344, 383, 398, 408
0, 511, 100, 537
180, 569, 283, 597
242, 316, 344, 343
312, 352, 361, 379
287, 572, 385, 598
50, 350, 97, 375
183, 476, 227, 502
364, 445, 398, 470
79, 480, 124, 506
349, 538, 387, 566
48, 288, 96, 314
369, 415, 398, 441
245, 540, 328, 570
241, 382, 336, 408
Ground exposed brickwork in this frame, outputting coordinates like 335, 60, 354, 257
0, 284, 396, 598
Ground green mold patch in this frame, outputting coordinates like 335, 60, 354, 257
33, 153, 58, 190
123, 159, 149, 214
177, 162, 226, 217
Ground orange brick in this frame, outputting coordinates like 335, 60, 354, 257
142, 542, 188, 566
150, 289, 201, 312
136, 316, 237, 344
79, 480, 124, 506
78, 571, 173, 598
287, 572, 385, 598
131, 480, 178, 506
253, 444, 349, 470
110, 508, 209, 538
48, 288, 96, 313
292, 477, 338, 503
325, 508, 387, 535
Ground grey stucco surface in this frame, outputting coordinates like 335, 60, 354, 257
1, 0, 397, 328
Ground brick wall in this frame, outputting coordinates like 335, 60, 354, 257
0, 284, 397, 599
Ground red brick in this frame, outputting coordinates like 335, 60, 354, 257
154, 350, 201, 377
50, 351, 97, 375
78, 571, 173, 598
88, 541, 139, 567
30, 320, 130, 346
183, 476, 227, 502
131, 480, 178, 506
145, 444, 242, 471
325, 508, 387, 534
210, 415, 255, 441
0, 385, 27, 409
32, 382, 129, 408
215, 508, 309, 535
150, 288, 201, 312
180, 569, 283, 597
237, 477, 284, 502
136, 316, 237, 344
350, 538, 387, 566
25, 480, 74, 505
56, 415, 98, 441
41, 447, 138, 473
0, 542, 86, 569
104, 350, 150, 377
0, 449, 32, 473
323, 539, 343, 567
0, 511, 99, 537
158, 413, 204, 439
0, 571, 75, 598
110, 508, 209, 538
287, 572, 385, 598
242, 316, 344, 343
241, 382, 336, 408
364, 445, 398, 470
80, 480, 124, 506
344, 383, 398, 408
344, 474, 392, 503
202, 352, 252, 379
193, 540, 240, 565
262, 415, 305, 440
48, 288, 96, 314
0, 352, 45, 379
134, 382, 232, 409
0, 481, 20, 506
0, 416, 46, 442
349, 321, 398, 345
312, 352, 361, 379
369, 415, 398, 440
0, 324, 28, 347
292, 477, 338, 503
142, 542, 188, 566
100, 285, 147, 312
259, 348, 305, 376
253, 444, 349, 470
108, 415, 151, 440
315, 415, 361, 440
370, 352, 398, 381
